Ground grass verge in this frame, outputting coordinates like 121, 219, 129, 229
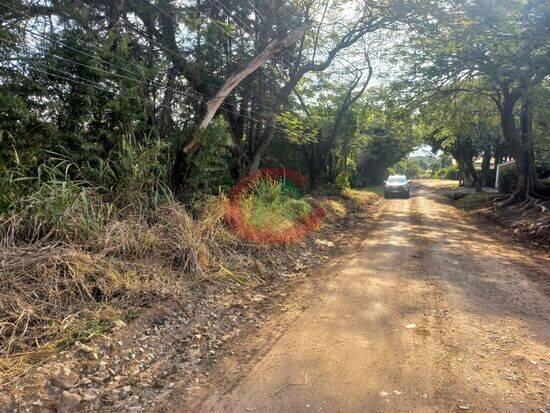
0, 162, 382, 381
240, 178, 313, 232
454, 192, 497, 210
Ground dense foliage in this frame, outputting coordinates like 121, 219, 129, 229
0, 0, 549, 217
3, 0, 550, 384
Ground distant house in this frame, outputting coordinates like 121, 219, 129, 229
495, 160, 516, 190
473, 157, 495, 171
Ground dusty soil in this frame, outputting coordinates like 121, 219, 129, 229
161, 180, 550, 412
0, 190, 381, 412
438, 184, 550, 249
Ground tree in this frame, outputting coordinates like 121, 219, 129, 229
170, 22, 309, 191
288, 59, 372, 187
402, 0, 550, 200
354, 93, 417, 185
415, 92, 505, 191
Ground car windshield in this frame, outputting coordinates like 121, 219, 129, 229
387, 176, 407, 184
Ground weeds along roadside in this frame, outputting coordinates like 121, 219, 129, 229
0, 143, 355, 378
0, 140, 241, 376
0, 135, 380, 378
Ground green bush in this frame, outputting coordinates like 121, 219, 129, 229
335, 172, 350, 190
185, 117, 234, 201
433, 165, 459, 180
0, 137, 177, 244
286, 198, 313, 217
498, 166, 517, 194
444, 166, 459, 180
0, 159, 114, 244
242, 179, 312, 231
112, 139, 173, 210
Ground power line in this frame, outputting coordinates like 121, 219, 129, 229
93, 0, 295, 111
0, 5, 215, 105
244, 0, 267, 20
205, 0, 294, 68
133, 0, 233, 56
266, 0, 290, 30
1, 30, 282, 129
5, 63, 194, 132
0, 37, 185, 115
189, 0, 258, 54
204, 0, 257, 36
70, 0, 292, 114
1, 33, 209, 124
1, 48, 117, 95
118, 1, 298, 114
137, 0, 255, 55
1, 39, 290, 138
1, 1, 295, 133
0, 5, 190, 94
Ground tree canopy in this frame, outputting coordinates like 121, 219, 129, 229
1, 0, 549, 205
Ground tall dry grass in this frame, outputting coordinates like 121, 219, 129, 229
0, 246, 176, 356
0, 151, 237, 374
0, 200, 235, 364
96, 201, 235, 275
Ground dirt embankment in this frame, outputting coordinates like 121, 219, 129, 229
0, 189, 382, 412
178, 180, 550, 413
440, 185, 550, 250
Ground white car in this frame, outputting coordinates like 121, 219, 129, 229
384, 175, 410, 198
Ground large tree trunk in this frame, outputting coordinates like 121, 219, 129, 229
465, 158, 482, 192
170, 23, 309, 192
516, 96, 538, 196
246, 91, 287, 176
159, 66, 178, 138
497, 93, 537, 200
248, 116, 277, 175
327, 151, 336, 183
480, 149, 492, 187
493, 147, 504, 168
304, 138, 324, 189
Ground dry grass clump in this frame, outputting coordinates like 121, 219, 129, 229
148, 203, 216, 275
0, 197, 236, 376
97, 218, 156, 258
341, 188, 382, 208
0, 175, 113, 247
0, 245, 177, 361
96, 200, 236, 276
316, 198, 348, 223
312, 188, 381, 224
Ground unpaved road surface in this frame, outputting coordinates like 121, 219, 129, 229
167, 181, 550, 412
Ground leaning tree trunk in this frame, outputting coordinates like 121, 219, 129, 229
170, 23, 309, 192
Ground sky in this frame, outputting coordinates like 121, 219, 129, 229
409, 145, 437, 158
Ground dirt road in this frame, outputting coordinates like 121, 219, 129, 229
170, 181, 550, 412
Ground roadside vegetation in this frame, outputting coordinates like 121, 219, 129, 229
0, 0, 549, 407
240, 179, 312, 233
0, 161, 235, 375
447, 189, 550, 248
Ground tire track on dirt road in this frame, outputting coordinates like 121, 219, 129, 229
161, 180, 549, 412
